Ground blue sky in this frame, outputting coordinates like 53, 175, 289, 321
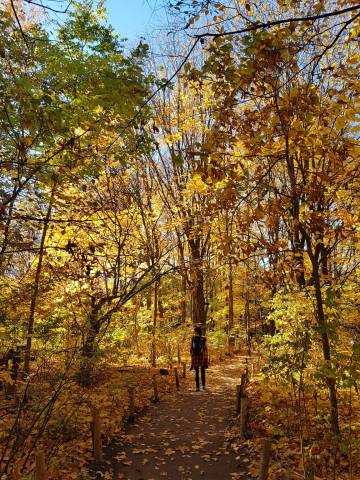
105, 0, 167, 45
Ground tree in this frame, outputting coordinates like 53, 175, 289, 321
0, 0, 153, 375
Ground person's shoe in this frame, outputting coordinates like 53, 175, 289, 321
202, 386, 208, 391
195, 388, 201, 393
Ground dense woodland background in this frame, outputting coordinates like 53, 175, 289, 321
0, 0, 359, 478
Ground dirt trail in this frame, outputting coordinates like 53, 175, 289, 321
98, 358, 251, 480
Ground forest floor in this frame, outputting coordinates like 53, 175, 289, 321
2, 351, 357, 479
93, 357, 251, 480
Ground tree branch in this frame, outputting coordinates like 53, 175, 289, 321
10, 0, 29, 49
194, 5, 360, 39
24, 0, 73, 14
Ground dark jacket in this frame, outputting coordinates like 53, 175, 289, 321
190, 335, 209, 368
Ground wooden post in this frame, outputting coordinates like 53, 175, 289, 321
128, 387, 135, 422
235, 385, 241, 414
241, 372, 247, 393
239, 396, 248, 439
174, 367, 180, 391
258, 438, 272, 480
182, 362, 186, 379
235, 372, 247, 416
35, 450, 48, 480
177, 343, 181, 365
152, 375, 159, 402
13, 463, 21, 480
92, 408, 103, 461
244, 363, 249, 383
305, 464, 315, 480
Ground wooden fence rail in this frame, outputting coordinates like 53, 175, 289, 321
92, 408, 103, 461
35, 450, 47, 480
259, 438, 272, 480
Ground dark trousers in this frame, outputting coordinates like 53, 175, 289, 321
194, 366, 206, 389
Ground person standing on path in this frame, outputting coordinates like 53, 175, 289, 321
190, 326, 209, 391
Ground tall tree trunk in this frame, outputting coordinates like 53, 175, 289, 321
0, 184, 17, 274
78, 307, 101, 386
225, 212, 234, 350
288, 156, 305, 287
244, 286, 250, 340
151, 280, 159, 366
244, 233, 251, 349
189, 240, 206, 328
134, 303, 140, 357
178, 238, 187, 324
181, 274, 187, 323
227, 257, 234, 352
192, 267, 205, 327
312, 255, 340, 437
274, 94, 305, 288
24, 183, 56, 374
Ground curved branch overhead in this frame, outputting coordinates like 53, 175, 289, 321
194, 4, 360, 38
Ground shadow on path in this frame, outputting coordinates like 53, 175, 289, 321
97, 358, 251, 480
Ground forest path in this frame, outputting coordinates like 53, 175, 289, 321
100, 357, 251, 480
